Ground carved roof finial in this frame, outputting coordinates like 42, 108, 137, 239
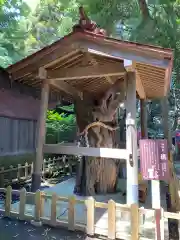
72, 6, 107, 36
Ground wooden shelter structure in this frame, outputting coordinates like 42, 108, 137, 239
5, 8, 174, 208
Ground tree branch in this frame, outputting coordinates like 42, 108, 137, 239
138, 0, 150, 19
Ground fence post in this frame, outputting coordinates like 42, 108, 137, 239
131, 203, 139, 240
53, 157, 56, 165
17, 164, 21, 180
86, 197, 95, 236
50, 193, 57, 226
19, 188, 26, 220
31, 162, 33, 175
0, 167, 4, 187
9, 165, 14, 182
40, 192, 45, 217
108, 200, 116, 240
160, 208, 164, 240
5, 186, 12, 217
68, 159, 73, 176
31, 190, 42, 227
42, 159, 45, 174
155, 208, 164, 240
25, 162, 29, 180
68, 195, 75, 231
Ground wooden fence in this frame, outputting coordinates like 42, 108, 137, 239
0, 186, 179, 240
0, 156, 78, 187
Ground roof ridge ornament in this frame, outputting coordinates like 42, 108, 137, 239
73, 6, 107, 36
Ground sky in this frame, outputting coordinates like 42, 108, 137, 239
23, 0, 39, 11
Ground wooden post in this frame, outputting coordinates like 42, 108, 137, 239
140, 99, 148, 139
25, 162, 29, 180
31, 67, 49, 192
50, 193, 57, 226
86, 197, 95, 236
108, 200, 116, 240
31, 162, 33, 175
161, 96, 179, 240
5, 186, 12, 217
68, 196, 75, 231
9, 165, 13, 182
151, 180, 162, 240
0, 167, 4, 187
161, 97, 175, 203
19, 188, 26, 220
126, 72, 138, 205
131, 203, 139, 240
17, 164, 21, 180
31, 190, 42, 227
161, 97, 172, 148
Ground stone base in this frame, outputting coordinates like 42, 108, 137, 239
30, 219, 42, 227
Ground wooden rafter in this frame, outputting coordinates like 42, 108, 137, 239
135, 72, 146, 99
38, 67, 81, 98
10, 48, 82, 81
37, 67, 79, 98
84, 52, 114, 84
47, 62, 125, 81
49, 79, 81, 98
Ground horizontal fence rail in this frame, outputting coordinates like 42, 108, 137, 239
0, 186, 179, 240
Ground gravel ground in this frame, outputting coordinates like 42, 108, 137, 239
0, 218, 87, 240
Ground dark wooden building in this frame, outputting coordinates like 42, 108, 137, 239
0, 69, 65, 156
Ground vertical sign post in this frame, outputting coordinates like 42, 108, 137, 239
139, 139, 169, 240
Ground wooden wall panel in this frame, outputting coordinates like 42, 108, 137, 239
0, 116, 37, 156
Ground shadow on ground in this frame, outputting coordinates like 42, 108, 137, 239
0, 218, 87, 240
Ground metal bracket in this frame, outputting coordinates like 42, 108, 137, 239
129, 153, 133, 167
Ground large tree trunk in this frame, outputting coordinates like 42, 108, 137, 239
74, 79, 126, 196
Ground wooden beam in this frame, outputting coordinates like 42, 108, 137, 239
31, 67, 49, 191
43, 144, 128, 160
126, 71, 138, 205
125, 61, 146, 99
135, 72, 146, 99
47, 62, 125, 81
49, 79, 81, 98
140, 99, 148, 138
9, 48, 81, 81
75, 39, 170, 68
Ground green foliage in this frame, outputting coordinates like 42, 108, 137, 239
46, 109, 76, 144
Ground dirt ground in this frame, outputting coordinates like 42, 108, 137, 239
0, 217, 88, 240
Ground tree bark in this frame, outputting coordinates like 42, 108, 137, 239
138, 0, 150, 19
74, 78, 126, 196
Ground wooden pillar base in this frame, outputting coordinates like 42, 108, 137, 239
31, 173, 41, 192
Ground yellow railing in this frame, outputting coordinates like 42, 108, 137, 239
0, 186, 180, 240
